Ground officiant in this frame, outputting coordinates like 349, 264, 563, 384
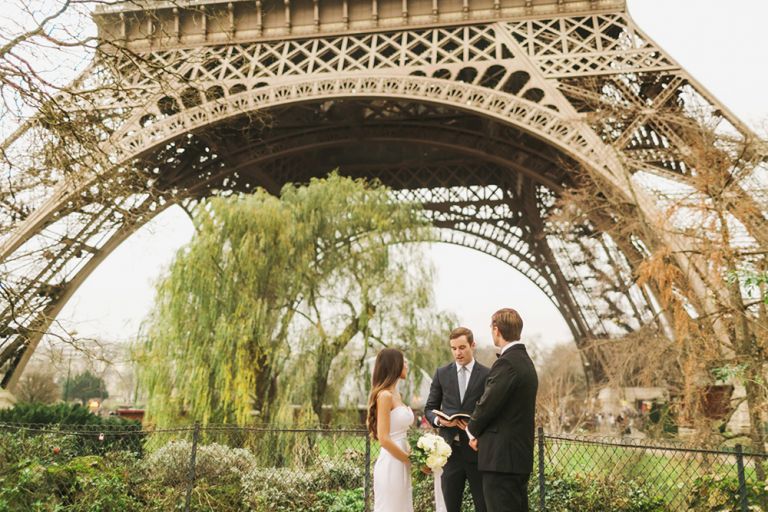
425, 327, 490, 512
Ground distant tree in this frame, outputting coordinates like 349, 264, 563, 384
14, 370, 60, 404
62, 370, 108, 403
536, 343, 589, 432
557, 92, 768, 462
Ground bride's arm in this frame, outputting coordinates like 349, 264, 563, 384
376, 391, 410, 464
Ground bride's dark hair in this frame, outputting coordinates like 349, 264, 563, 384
366, 348, 405, 440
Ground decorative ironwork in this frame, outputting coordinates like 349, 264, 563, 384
0, 2, 764, 388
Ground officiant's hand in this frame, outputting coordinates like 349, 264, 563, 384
440, 418, 464, 428
469, 439, 478, 451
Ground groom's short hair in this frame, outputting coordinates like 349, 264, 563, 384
449, 327, 474, 345
492, 308, 523, 341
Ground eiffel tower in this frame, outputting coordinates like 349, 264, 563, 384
0, 0, 764, 390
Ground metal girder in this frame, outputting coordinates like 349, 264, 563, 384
1, 3, 764, 388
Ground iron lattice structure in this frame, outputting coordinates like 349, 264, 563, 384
0, 0, 765, 388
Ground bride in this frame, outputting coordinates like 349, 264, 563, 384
367, 348, 414, 512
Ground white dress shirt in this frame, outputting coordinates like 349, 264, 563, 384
434, 358, 476, 428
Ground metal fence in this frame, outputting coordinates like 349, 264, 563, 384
533, 428, 768, 512
0, 422, 766, 511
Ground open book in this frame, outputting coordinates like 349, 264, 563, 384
432, 410, 471, 422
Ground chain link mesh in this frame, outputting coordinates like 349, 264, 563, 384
531, 432, 768, 512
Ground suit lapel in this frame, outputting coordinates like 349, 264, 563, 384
447, 363, 460, 405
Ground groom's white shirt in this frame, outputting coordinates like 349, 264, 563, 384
499, 341, 524, 356
466, 341, 525, 441
433, 358, 476, 428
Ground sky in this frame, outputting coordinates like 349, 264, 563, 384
45, 0, 768, 359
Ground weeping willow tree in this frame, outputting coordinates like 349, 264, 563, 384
291, 241, 459, 423
136, 174, 440, 426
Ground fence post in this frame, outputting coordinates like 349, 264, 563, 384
537, 426, 545, 512
184, 421, 201, 512
364, 431, 372, 512
736, 444, 749, 512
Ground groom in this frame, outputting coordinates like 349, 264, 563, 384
425, 327, 490, 512
467, 308, 538, 512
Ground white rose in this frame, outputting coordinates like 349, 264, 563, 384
427, 454, 448, 469
420, 435, 437, 452
436, 441, 452, 458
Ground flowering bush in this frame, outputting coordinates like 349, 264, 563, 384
142, 439, 257, 485
134, 440, 258, 511
241, 457, 364, 512
410, 432, 452, 471
242, 467, 318, 512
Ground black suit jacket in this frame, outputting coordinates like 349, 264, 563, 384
467, 344, 538, 474
425, 361, 490, 461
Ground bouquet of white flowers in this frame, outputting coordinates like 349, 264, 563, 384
410, 432, 452, 472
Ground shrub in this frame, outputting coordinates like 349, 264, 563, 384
530, 472, 669, 512
317, 456, 364, 489
0, 402, 125, 426
412, 471, 474, 512
138, 440, 258, 511
142, 440, 257, 485
312, 487, 365, 512
243, 467, 318, 512
0, 430, 80, 469
687, 473, 768, 511
0, 451, 142, 512
242, 456, 364, 512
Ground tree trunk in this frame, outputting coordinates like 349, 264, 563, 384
253, 352, 276, 423
725, 262, 767, 482
744, 362, 767, 482
311, 342, 336, 423
310, 304, 375, 424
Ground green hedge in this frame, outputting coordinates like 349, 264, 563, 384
0, 403, 144, 456
0, 402, 138, 428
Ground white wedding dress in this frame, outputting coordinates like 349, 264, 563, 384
373, 405, 414, 512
